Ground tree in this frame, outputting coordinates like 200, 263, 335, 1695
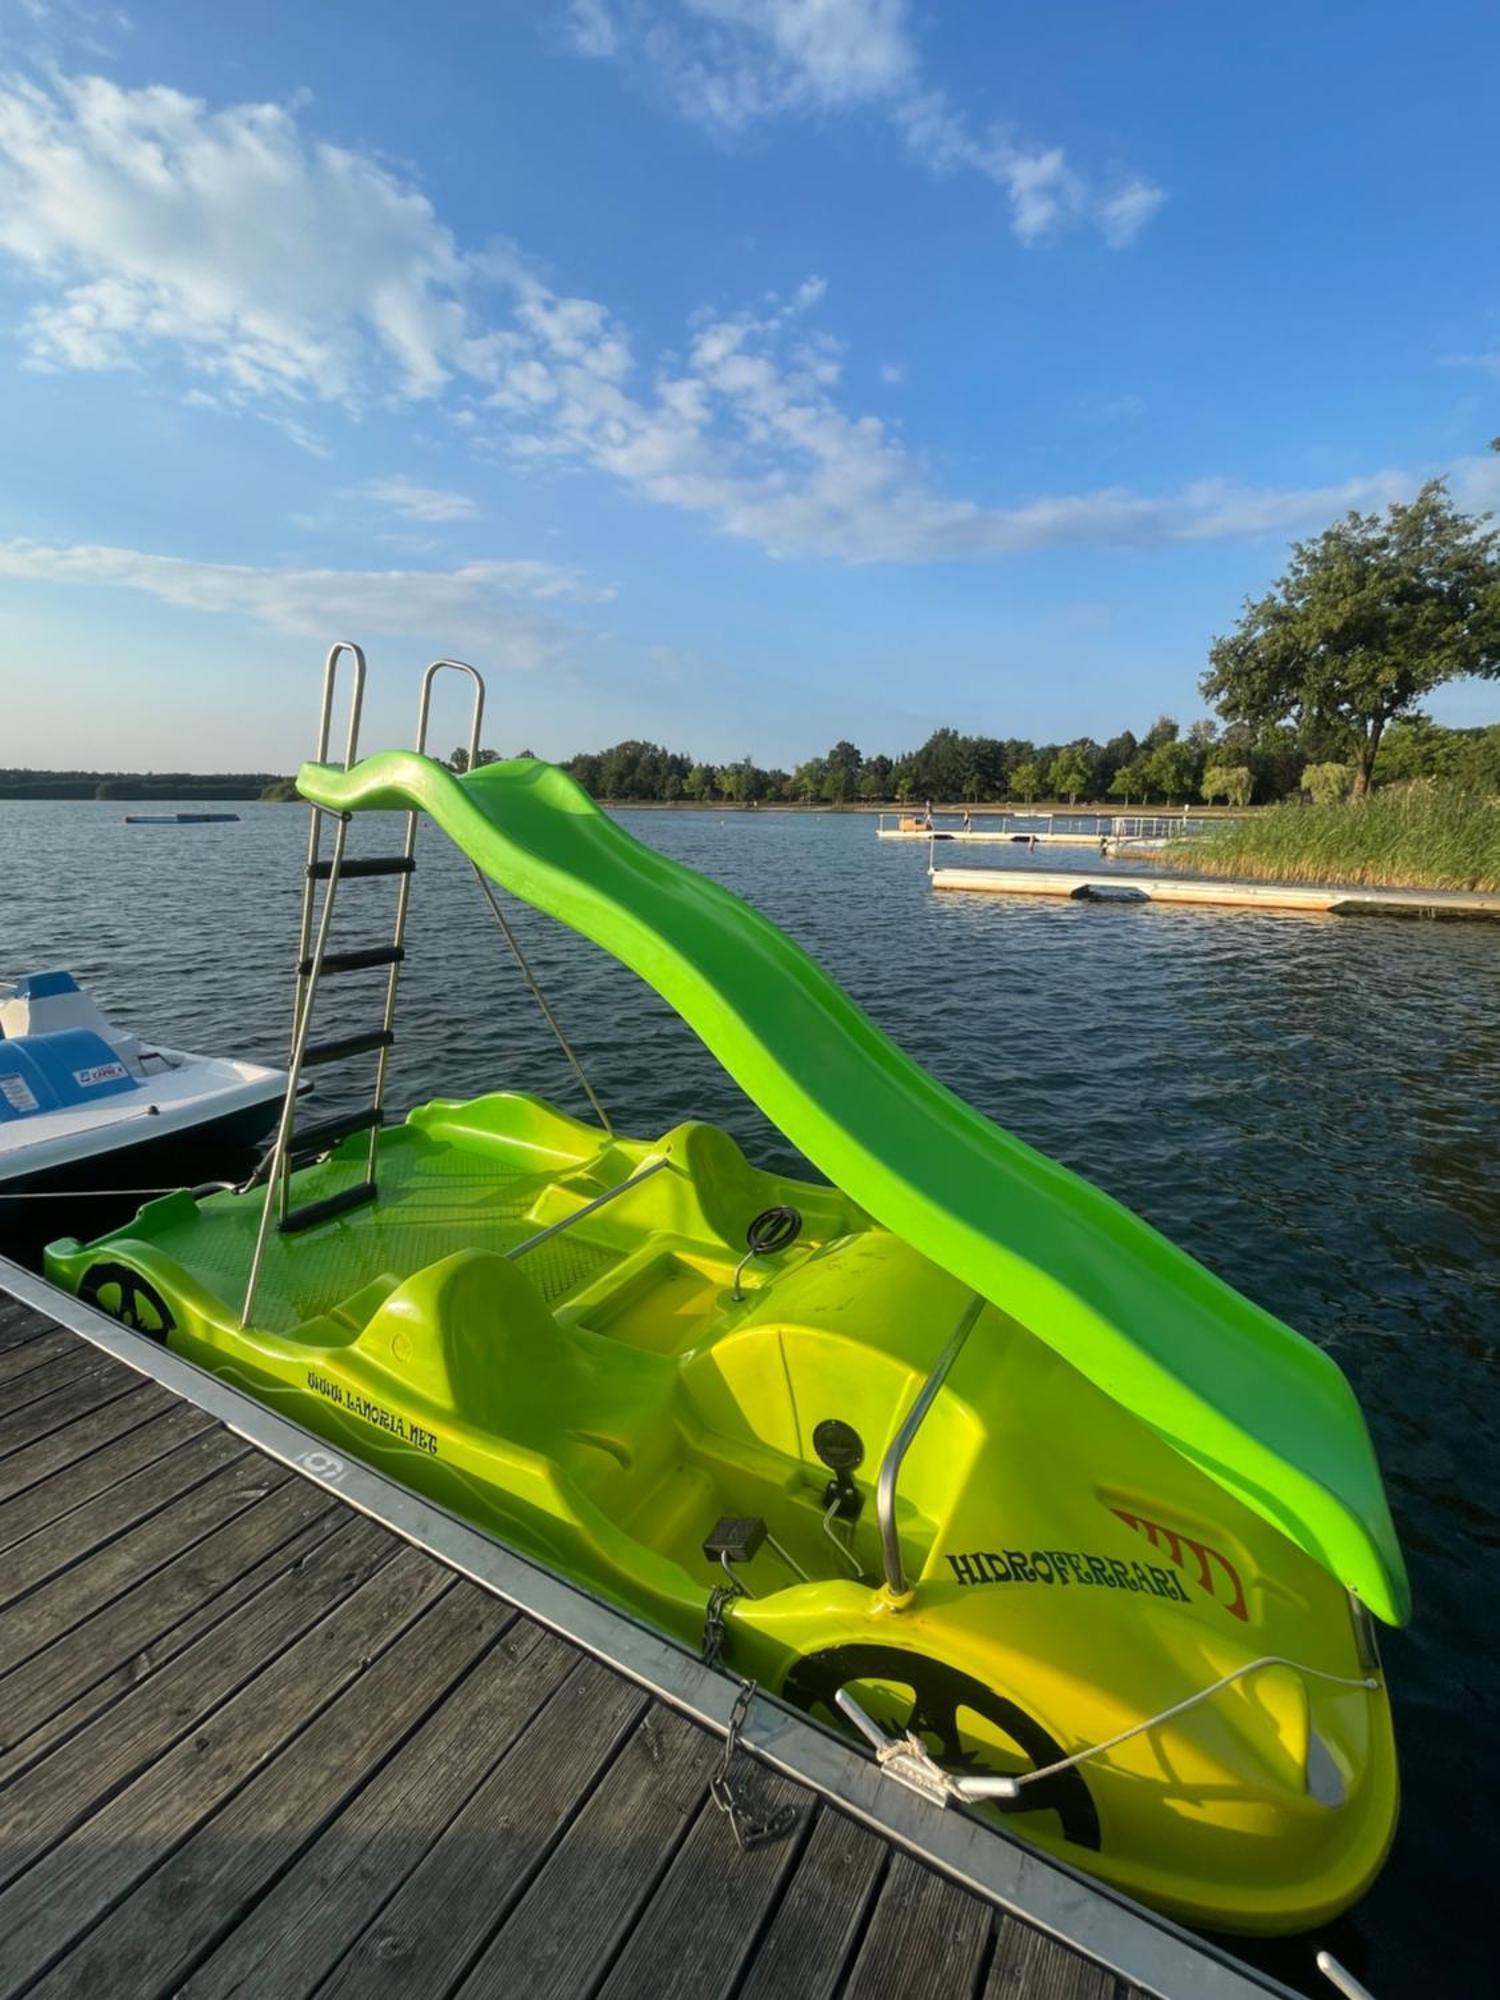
1010, 760, 1044, 803
1046, 747, 1090, 803
821, 740, 863, 803
1145, 740, 1197, 803
1108, 761, 1147, 806
1202, 480, 1500, 795
1200, 763, 1253, 807
1302, 761, 1355, 805
449, 747, 470, 773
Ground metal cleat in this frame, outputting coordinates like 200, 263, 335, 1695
834, 1688, 1022, 1806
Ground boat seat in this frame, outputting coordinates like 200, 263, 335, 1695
353, 1247, 677, 1499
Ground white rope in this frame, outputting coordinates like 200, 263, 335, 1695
1, 1179, 236, 1201
1007, 1655, 1380, 1790
469, 865, 614, 1135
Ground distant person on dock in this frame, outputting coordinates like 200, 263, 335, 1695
1028, 831, 1037, 852
922, 800, 934, 831
962, 809, 972, 834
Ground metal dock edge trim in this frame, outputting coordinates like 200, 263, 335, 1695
0, 1254, 1300, 2000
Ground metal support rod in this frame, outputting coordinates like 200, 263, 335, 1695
471, 866, 615, 1135
243, 810, 352, 1326
365, 659, 488, 1183
877, 1292, 986, 1596
506, 1156, 669, 1263
290, 642, 365, 1060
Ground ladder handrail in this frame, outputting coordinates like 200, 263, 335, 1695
416, 658, 484, 768
362, 659, 489, 1179
314, 640, 368, 770
292, 643, 366, 1059
242, 806, 353, 1326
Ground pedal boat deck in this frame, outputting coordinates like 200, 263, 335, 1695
45, 1093, 1399, 1936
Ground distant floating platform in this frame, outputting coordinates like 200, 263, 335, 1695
930, 863, 1500, 920
879, 828, 1119, 846
123, 812, 241, 824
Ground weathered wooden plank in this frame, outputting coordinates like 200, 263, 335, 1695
985, 1918, 1118, 2000
842, 1850, 994, 2000
0, 1379, 176, 1505
0, 1512, 390, 1886
0, 1449, 282, 1673
0, 1297, 53, 1349
0, 1327, 76, 1387
737, 1807, 889, 2000
592, 1763, 810, 1998
26, 1582, 510, 2000
0, 1362, 143, 1464
0, 1399, 216, 1556
0, 1473, 334, 1765
0, 1424, 251, 1609
318, 1655, 647, 2000
457, 1702, 722, 2000
0, 1543, 451, 1996
0, 1347, 124, 1445
179, 1617, 569, 2000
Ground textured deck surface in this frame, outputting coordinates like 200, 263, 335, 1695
0, 1285, 1207, 1999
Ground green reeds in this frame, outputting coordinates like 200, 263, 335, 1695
1168, 785, 1500, 892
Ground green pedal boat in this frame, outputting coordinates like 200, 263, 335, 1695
49, 648, 1408, 1936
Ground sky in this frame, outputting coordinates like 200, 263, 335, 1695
0, 0, 1497, 772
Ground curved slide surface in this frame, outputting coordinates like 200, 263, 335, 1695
299, 751, 1409, 1624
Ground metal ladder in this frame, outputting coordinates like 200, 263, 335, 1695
240, 643, 485, 1326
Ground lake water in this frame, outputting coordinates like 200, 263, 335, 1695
4, 798, 1497, 1997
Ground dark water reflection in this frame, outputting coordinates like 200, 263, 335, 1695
4, 799, 1497, 1997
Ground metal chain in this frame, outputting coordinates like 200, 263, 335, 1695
702, 1582, 738, 1669
707, 1680, 800, 1853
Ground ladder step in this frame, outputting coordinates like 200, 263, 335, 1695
307, 855, 415, 880
279, 1180, 378, 1235
301, 1028, 395, 1069
298, 943, 405, 978
287, 1105, 385, 1160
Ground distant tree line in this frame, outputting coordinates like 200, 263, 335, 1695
0, 769, 288, 801
446, 715, 1500, 807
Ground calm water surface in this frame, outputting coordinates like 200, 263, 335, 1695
4, 799, 1497, 1997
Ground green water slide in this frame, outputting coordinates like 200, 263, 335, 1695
299, 751, 1409, 1626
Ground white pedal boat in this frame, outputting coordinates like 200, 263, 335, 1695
0, 971, 285, 1225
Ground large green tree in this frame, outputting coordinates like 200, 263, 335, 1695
1202, 481, 1500, 794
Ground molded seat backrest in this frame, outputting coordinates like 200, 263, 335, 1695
354, 1248, 588, 1441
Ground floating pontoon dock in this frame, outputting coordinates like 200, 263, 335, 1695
880, 828, 1118, 845
930, 860, 1500, 920
0, 1259, 1306, 2000
878, 813, 1215, 848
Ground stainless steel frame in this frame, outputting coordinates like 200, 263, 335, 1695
878, 1291, 985, 1595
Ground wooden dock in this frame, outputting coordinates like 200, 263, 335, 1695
930, 860, 1500, 919
0, 1267, 1302, 2000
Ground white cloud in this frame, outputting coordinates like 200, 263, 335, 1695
565, 0, 619, 58
1097, 178, 1168, 250
563, 3, 1164, 249
357, 476, 479, 521
879, 360, 903, 385
0, 538, 611, 661
1440, 350, 1500, 377
0, 71, 474, 401
0, 71, 1472, 570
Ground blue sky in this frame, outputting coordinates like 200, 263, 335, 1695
1, 0, 1497, 771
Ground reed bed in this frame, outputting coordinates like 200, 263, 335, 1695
1169, 785, 1500, 892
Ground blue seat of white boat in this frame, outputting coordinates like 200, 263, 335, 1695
0, 1029, 137, 1122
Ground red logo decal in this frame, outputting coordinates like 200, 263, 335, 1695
1110, 1508, 1247, 1621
